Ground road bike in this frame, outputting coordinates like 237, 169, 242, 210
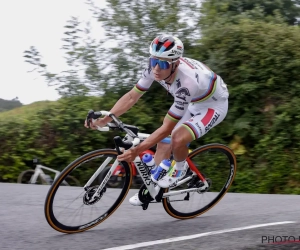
44, 110, 237, 234
17, 158, 80, 186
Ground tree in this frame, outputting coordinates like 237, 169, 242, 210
12, 0, 300, 194
85, 0, 201, 118
24, 17, 111, 97
24, 0, 300, 97
195, 17, 300, 193
24, 0, 202, 119
199, 0, 300, 30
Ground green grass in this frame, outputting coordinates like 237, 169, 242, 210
0, 100, 58, 121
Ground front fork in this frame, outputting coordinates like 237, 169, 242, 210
84, 157, 119, 201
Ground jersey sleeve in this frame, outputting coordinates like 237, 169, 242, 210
166, 80, 198, 123
134, 67, 155, 94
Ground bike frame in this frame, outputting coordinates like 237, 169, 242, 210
30, 164, 70, 185
112, 148, 155, 177
83, 112, 209, 201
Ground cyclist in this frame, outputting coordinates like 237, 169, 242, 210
85, 35, 229, 206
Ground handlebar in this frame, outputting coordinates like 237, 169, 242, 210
86, 110, 141, 153
86, 110, 111, 132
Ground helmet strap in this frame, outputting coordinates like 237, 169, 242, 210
164, 60, 178, 84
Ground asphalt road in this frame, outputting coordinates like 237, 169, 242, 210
1, 183, 299, 250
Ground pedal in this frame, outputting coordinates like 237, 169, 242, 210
142, 203, 149, 210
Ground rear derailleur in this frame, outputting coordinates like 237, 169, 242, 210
184, 175, 211, 200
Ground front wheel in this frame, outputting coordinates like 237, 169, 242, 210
163, 143, 237, 219
44, 149, 132, 233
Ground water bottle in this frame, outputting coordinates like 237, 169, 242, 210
151, 159, 171, 182
142, 153, 156, 174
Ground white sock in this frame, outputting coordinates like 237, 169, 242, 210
174, 160, 186, 170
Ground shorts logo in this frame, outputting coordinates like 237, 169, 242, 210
205, 112, 220, 132
175, 87, 190, 101
195, 122, 203, 136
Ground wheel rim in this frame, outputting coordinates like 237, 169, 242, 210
163, 144, 236, 218
45, 149, 132, 232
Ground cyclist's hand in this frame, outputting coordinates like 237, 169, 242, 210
84, 118, 107, 130
117, 148, 138, 162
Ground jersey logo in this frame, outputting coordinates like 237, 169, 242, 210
176, 79, 181, 88
195, 73, 199, 84
143, 68, 152, 78
175, 105, 184, 110
143, 69, 147, 78
175, 87, 190, 101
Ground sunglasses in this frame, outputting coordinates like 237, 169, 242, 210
149, 57, 178, 70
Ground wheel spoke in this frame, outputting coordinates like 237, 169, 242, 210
163, 144, 236, 219
44, 149, 132, 233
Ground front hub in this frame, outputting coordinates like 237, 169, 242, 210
83, 186, 106, 205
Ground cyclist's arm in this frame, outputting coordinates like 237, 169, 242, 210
102, 88, 143, 124
102, 68, 154, 124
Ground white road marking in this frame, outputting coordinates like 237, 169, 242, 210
101, 221, 296, 250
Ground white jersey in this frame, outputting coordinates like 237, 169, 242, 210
134, 57, 229, 123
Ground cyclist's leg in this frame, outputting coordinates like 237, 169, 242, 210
129, 102, 228, 204
153, 110, 193, 165
154, 110, 194, 166
157, 101, 228, 188
170, 110, 194, 163
128, 112, 192, 206
153, 110, 193, 188
154, 142, 172, 166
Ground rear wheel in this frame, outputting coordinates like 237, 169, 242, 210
44, 149, 132, 233
163, 143, 237, 219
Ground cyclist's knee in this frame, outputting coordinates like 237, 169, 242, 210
172, 127, 193, 144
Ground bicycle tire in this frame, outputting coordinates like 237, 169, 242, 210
44, 149, 132, 233
17, 169, 47, 184
162, 143, 237, 219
